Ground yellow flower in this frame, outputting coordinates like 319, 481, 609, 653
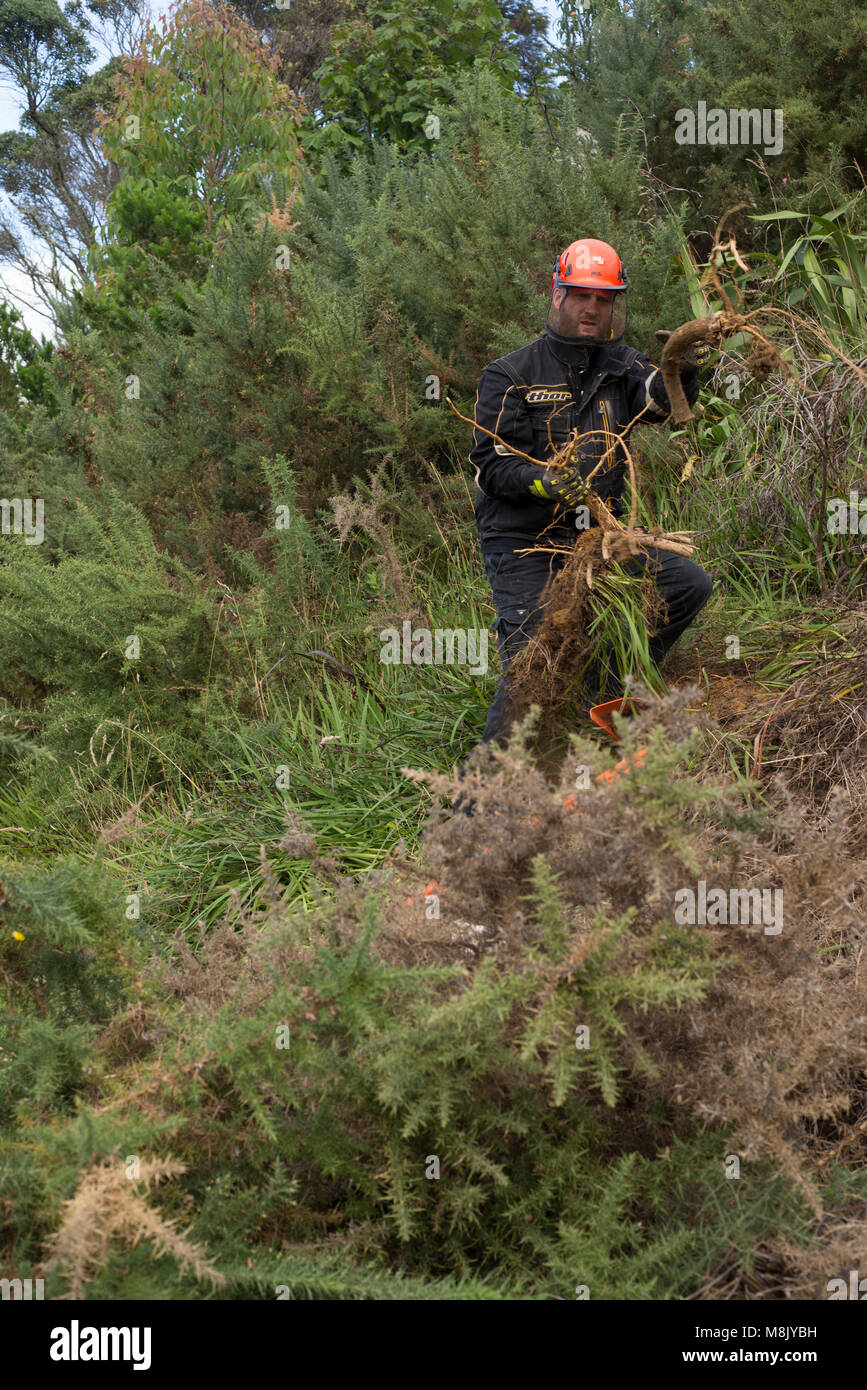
12, 931, 25, 942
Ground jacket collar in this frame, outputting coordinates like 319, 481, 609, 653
544, 330, 629, 376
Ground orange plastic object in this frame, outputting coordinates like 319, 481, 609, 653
588, 695, 646, 741
589, 696, 647, 784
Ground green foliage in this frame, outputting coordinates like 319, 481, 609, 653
0, 854, 127, 1143
3, 3, 867, 1303
755, 204, 867, 345
1, 1016, 97, 1118
79, 0, 304, 340
6, 814, 845, 1299
586, 562, 669, 699
0, 491, 217, 807
308, 0, 517, 162
687, 0, 867, 203
0, 0, 92, 97
553, 0, 867, 244
78, 177, 212, 340
95, 0, 304, 225
635, 225, 867, 604
0, 300, 58, 429
2, 65, 696, 586
48, 67, 692, 570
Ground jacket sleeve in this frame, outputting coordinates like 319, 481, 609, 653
469, 363, 549, 501
623, 351, 700, 425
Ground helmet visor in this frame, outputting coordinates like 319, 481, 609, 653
547, 287, 627, 345
609, 292, 627, 342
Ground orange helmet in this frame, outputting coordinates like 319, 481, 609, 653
551, 238, 628, 292
549, 238, 628, 343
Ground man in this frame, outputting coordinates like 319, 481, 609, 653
466, 236, 713, 761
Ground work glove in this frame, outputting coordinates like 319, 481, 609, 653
529, 464, 590, 509
655, 329, 714, 371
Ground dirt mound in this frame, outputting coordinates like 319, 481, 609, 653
669, 667, 770, 722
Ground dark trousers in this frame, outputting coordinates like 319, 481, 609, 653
478, 542, 713, 748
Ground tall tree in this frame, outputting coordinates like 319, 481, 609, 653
302, 0, 524, 163
0, 0, 150, 319
72, 0, 305, 342
228, 0, 551, 124
231, 0, 357, 116
92, 0, 305, 242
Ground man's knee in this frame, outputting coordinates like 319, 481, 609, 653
495, 608, 541, 669
691, 565, 713, 612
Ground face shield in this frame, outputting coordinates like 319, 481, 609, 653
546, 285, 628, 346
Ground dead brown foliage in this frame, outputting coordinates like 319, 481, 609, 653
79, 685, 867, 1294
39, 1156, 226, 1298
696, 610, 867, 840
400, 690, 867, 1218
329, 457, 425, 628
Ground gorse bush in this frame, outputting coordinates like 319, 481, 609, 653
556, 0, 866, 245
0, 492, 217, 812
6, 693, 866, 1299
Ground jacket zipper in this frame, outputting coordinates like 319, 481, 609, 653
599, 398, 615, 468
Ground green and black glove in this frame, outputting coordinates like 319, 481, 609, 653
529, 464, 590, 509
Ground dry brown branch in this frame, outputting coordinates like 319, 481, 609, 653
445, 393, 658, 534
39, 1155, 226, 1297
662, 213, 867, 422
329, 457, 424, 626
500, 521, 693, 724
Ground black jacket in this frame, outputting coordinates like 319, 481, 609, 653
470, 328, 699, 552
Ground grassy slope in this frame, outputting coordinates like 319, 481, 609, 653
2, 326, 867, 1302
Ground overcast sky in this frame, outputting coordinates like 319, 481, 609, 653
0, 0, 562, 343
